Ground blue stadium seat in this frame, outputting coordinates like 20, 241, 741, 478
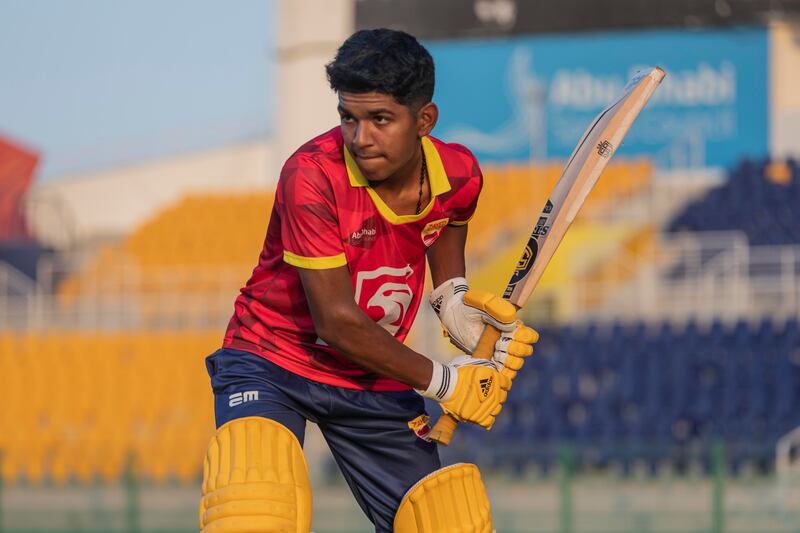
666, 157, 800, 245
492, 319, 800, 475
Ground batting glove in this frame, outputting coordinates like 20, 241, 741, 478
417, 356, 511, 430
494, 325, 539, 380
429, 278, 539, 377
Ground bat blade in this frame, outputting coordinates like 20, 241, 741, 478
503, 66, 665, 308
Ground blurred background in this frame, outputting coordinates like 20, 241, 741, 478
2, 0, 800, 531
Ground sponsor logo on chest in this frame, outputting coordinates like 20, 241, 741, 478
351, 227, 376, 240
348, 216, 379, 248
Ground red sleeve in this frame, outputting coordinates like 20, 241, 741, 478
447, 146, 483, 226
278, 155, 347, 269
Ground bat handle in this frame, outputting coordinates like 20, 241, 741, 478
427, 412, 458, 446
472, 323, 503, 360
428, 325, 503, 446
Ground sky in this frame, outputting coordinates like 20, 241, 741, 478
0, 0, 275, 181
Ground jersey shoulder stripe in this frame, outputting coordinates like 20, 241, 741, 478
283, 250, 347, 269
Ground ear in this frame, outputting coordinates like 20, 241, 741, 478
416, 102, 438, 138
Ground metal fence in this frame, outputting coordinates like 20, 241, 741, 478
2, 232, 800, 332
0, 256, 243, 331
561, 231, 800, 325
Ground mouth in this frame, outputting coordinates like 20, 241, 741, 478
354, 153, 382, 161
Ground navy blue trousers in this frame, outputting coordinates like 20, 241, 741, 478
205, 348, 441, 532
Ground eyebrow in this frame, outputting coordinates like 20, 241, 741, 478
337, 105, 396, 117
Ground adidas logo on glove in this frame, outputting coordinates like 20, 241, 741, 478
479, 377, 493, 398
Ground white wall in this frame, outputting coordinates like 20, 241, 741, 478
770, 21, 800, 160
27, 140, 276, 247
276, 0, 354, 162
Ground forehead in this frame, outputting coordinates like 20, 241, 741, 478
338, 91, 406, 112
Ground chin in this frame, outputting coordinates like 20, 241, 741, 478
357, 159, 391, 182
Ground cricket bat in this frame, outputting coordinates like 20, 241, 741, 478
429, 66, 666, 446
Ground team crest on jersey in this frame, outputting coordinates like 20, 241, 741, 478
421, 218, 450, 247
407, 414, 432, 441
354, 265, 414, 335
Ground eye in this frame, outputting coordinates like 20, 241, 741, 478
374, 116, 390, 125
340, 114, 355, 124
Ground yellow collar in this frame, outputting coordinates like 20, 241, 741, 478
343, 136, 451, 224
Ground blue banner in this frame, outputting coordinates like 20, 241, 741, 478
428, 28, 768, 169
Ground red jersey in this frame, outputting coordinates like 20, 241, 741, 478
223, 127, 482, 391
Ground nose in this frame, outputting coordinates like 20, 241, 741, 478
352, 121, 372, 151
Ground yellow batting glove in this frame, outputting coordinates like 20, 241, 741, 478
494, 324, 539, 380
417, 356, 512, 430
441, 365, 511, 430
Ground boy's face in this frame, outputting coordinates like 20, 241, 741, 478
337, 91, 437, 183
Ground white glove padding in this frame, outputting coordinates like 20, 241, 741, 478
416, 355, 498, 402
429, 278, 517, 354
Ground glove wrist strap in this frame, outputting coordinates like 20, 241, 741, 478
416, 360, 457, 402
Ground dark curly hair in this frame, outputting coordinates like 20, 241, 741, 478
326, 29, 435, 108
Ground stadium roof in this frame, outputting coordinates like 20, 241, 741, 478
357, 0, 800, 39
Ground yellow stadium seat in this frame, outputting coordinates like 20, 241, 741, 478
0, 331, 218, 486
57, 192, 275, 308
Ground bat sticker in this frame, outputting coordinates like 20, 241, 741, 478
503, 236, 539, 298
596, 139, 614, 158
532, 216, 550, 237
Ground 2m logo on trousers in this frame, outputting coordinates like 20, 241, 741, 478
229, 390, 259, 407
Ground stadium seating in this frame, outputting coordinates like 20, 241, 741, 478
58, 192, 274, 305
56, 161, 651, 323
465, 160, 654, 319
33, 157, 800, 485
468, 224, 654, 315
3, 319, 797, 485
441, 318, 800, 476
465, 159, 652, 260
0, 331, 219, 485
667, 158, 800, 245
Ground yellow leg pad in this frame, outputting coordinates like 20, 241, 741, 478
394, 463, 492, 533
200, 417, 312, 533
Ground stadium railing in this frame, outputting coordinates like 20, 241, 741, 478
2, 441, 799, 533
6, 232, 799, 330
563, 231, 800, 324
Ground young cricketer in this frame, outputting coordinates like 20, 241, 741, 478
200, 29, 538, 533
